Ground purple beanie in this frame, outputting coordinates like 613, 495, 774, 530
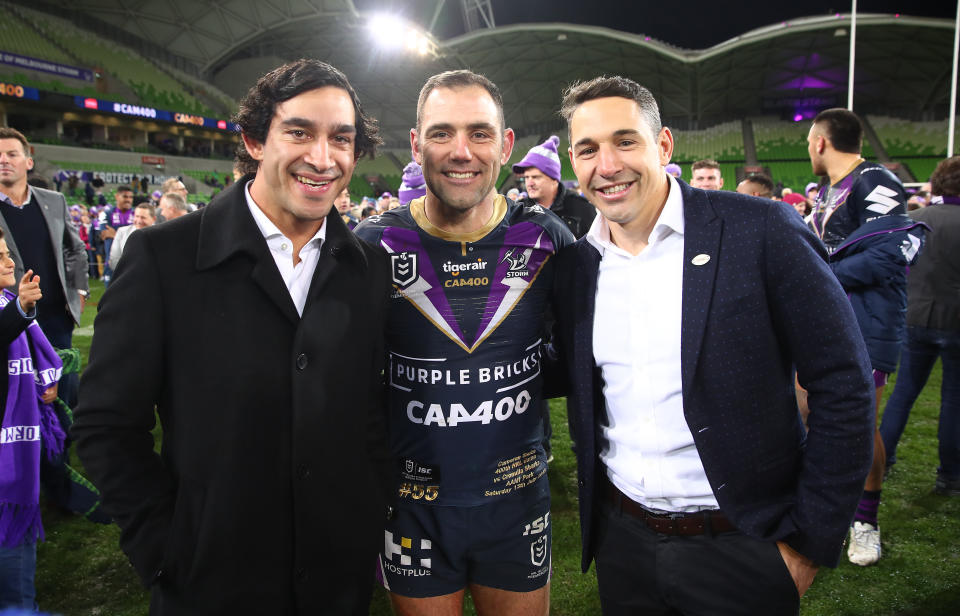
512, 136, 562, 181
399, 161, 427, 204
665, 163, 682, 177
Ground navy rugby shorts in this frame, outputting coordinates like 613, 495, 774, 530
377, 479, 551, 597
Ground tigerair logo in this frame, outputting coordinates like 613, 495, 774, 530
442, 258, 488, 276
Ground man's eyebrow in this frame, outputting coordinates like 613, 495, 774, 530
423, 122, 497, 133
278, 118, 357, 134
573, 128, 643, 149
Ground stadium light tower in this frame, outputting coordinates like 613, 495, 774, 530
367, 13, 439, 57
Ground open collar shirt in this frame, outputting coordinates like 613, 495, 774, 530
245, 181, 325, 316
587, 174, 718, 513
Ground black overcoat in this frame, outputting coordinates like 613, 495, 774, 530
73, 177, 393, 615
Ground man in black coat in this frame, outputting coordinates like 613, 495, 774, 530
73, 59, 394, 616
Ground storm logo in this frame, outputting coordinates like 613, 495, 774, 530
391, 252, 418, 289
502, 248, 531, 278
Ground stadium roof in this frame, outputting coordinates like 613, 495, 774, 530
10, 0, 958, 147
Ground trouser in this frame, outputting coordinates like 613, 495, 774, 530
880, 326, 960, 478
594, 501, 799, 616
0, 540, 36, 610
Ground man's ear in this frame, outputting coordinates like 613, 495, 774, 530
410, 129, 422, 166
241, 133, 264, 162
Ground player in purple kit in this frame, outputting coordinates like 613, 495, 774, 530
356, 70, 573, 616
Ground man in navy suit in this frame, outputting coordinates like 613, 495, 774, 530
551, 76, 875, 614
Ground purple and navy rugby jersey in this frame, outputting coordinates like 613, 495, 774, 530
355, 196, 574, 506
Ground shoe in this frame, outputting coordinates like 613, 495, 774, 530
847, 522, 882, 566
935, 474, 960, 496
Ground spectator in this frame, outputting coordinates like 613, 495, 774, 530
0, 238, 62, 611
161, 178, 196, 212
690, 159, 723, 190
108, 204, 156, 270
98, 186, 135, 287
879, 156, 960, 496
158, 193, 189, 222
736, 174, 775, 199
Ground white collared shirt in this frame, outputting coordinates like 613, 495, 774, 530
244, 181, 325, 316
588, 174, 718, 512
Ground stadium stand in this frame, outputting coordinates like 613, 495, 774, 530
753, 116, 875, 160
869, 115, 955, 157
671, 121, 744, 163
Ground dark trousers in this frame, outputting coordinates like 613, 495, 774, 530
880, 325, 960, 477
594, 502, 799, 616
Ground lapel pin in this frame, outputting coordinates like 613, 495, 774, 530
691, 254, 711, 266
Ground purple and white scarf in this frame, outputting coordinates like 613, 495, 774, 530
0, 289, 65, 548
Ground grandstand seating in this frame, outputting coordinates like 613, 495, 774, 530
869, 115, 955, 158
904, 158, 943, 184
671, 121, 744, 163
764, 160, 819, 193
3, 3, 234, 118
0, 13, 74, 65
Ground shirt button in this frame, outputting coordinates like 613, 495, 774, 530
297, 464, 310, 479
281, 242, 289, 251
296, 353, 308, 370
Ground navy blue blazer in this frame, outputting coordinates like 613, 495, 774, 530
552, 180, 874, 571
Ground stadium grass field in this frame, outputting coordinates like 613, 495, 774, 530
36, 280, 959, 615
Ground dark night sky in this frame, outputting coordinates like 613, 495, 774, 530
358, 1, 957, 48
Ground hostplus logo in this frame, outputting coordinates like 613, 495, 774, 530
383, 531, 432, 577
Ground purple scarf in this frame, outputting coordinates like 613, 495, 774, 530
0, 290, 65, 548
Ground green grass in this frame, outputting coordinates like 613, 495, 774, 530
36, 281, 959, 614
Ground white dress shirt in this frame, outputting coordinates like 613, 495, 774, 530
244, 181, 325, 316
587, 175, 719, 512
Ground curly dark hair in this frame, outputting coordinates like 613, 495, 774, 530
233, 58, 382, 175
931, 156, 960, 198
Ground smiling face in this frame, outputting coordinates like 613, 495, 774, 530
115, 189, 134, 211
132, 206, 155, 229
243, 86, 357, 233
568, 96, 672, 230
0, 238, 15, 288
411, 85, 514, 215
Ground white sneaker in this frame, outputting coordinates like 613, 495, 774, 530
847, 521, 882, 566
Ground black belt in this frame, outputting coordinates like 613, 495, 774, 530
603, 478, 736, 536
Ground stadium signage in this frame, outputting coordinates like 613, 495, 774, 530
0, 50, 94, 82
174, 113, 205, 126
0, 81, 39, 101
141, 156, 165, 165
113, 102, 158, 118
73, 95, 238, 132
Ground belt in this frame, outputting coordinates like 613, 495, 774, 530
603, 478, 736, 536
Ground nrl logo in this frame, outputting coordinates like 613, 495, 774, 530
530, 535, 547, 566
391, 252, 418, 289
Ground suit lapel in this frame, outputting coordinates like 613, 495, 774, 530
680, 183, 722, 393
197, 178, 300, 325
574, 240, 601, 437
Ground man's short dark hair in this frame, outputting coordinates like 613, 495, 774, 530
743, 174, 774, 197
559, 76, 662, 139
0, 127, 29, 155
813, 108, 863, 155
233, 58, 382, 175
361, 205, 377, 219
116, 185, 133, 194
931, 156, 960, 197
416, 70, 504, 133
692, 159, 721, 172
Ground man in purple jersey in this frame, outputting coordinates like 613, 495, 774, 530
356, 70, 573, 616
